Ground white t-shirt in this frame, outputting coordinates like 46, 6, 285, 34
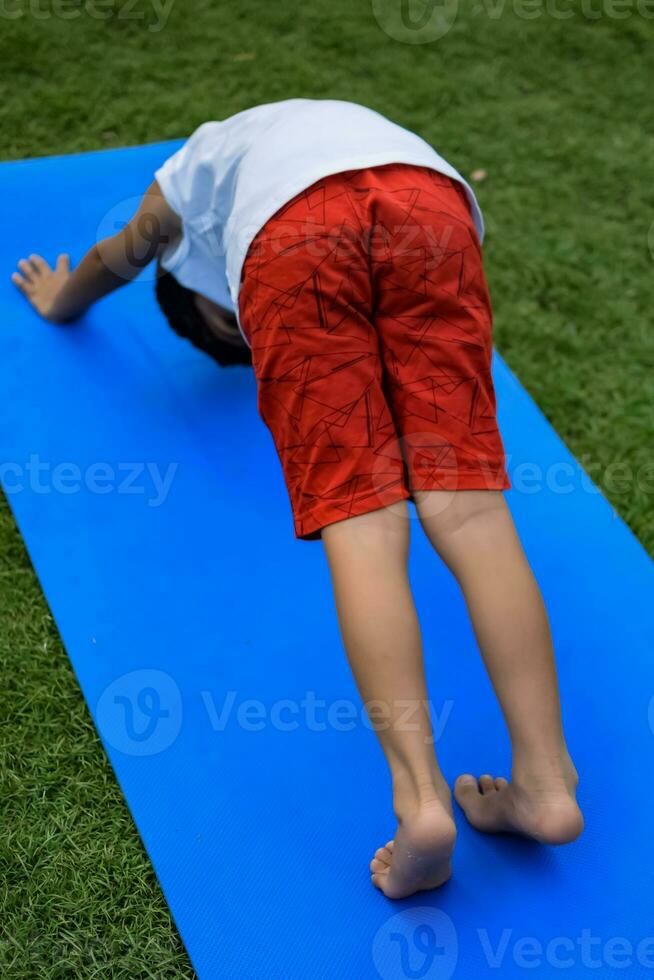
154, 99, 484, 332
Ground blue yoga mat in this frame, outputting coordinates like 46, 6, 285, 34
1, 143, 653, 979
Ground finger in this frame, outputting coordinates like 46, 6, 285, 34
56, 253, 70, 272
11, 272, 34, 296
18, 259, 35, 281
29, 254, 49, 274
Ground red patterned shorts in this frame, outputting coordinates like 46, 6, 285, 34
239, 163, 510, 539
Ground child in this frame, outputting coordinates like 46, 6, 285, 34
12, 99, 583, 899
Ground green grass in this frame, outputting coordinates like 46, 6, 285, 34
0, 510, 194, 977
1, 1, 652, 976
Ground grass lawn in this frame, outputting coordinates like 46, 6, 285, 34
1, 1, 652, 976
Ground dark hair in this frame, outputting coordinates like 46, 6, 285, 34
154, 267, 252, 367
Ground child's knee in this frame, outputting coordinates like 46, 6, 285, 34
415, 490, 506, 541
322, 501, 410, 553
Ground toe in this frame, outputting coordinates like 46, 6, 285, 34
454, 774, 479, 802
479, 774, 496, 794
455, 773, 477, 789
494, 777, 509, 790
373, 846, 392, 866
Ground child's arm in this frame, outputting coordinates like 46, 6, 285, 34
11, 181, 181, 323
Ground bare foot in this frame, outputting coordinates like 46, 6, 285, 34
454, 758, 584, 844
370, 797, 457, 899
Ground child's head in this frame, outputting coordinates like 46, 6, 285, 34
155, 266, 252, 366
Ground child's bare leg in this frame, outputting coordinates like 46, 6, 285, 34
415, 490, 583, 844
321, 503, 456, 898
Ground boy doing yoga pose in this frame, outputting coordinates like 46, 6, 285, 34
13, 99, 583, 898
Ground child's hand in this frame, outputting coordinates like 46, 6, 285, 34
12, 253, 72, 323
